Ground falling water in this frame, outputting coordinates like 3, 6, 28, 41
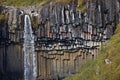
23, 15, 37, 80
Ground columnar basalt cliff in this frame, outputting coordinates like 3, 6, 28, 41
0, 0, 120, 80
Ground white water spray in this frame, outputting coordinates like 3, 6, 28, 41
24, 15, 37, 80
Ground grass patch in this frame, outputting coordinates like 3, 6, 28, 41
0, 0, 49, 6
0, 13, 5, 21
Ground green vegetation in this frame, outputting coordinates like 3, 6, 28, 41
0, 0, 49, 6
31, 16, 40, 29
0, 13, 5, 21
77, 0, 87, 12
64, 24, 120, 80
0, 0, 74, 6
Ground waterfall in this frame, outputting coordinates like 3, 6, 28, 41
23, 15, 37, 80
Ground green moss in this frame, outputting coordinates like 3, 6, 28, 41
53, 0, 72, 5
0, 0, 49, 6
31, 16, 39, 29
0, 0, 75, 6
64, 24, 120, 80
77, 0, 87, 12
0, 13, 5, 21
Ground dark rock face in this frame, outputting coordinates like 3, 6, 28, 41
0, 0, 120, 79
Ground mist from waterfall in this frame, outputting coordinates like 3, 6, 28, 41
23, 15, 37, 80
